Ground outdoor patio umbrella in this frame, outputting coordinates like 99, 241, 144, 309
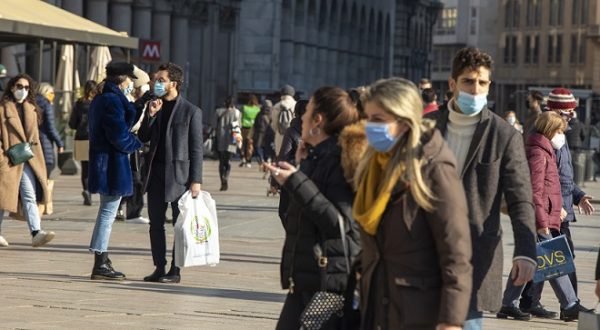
87, 46, 112, 82
55, 44, 80, 120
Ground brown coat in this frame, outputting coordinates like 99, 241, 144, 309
340, 127, 473, 329
0, 100, 48, 213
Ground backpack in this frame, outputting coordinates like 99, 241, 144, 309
278, 105, 293, 135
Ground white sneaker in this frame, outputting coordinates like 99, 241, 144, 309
0, 235, 8, 247
246, 163, 252, 168
32, 230, 55, 247
125, 216, 150, 224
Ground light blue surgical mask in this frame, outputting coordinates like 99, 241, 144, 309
456, 91, 488, 115
365, 122, 400, 152
122, 81, 134, 96
154, 81, 167, 97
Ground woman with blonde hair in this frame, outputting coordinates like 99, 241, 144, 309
352, 77, 472, 329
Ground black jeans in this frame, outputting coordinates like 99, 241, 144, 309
81, 160, 89, 191
119, 151, 145, 219
218, 151, 232, 182
147, 165, 182, 268
276, 291, 341, 330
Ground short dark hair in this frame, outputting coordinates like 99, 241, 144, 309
451, 47, 493, 80
529, 90, 544, 102
158, 62, 184, 92
294, 99, 308, 118
421, 88, 437, 103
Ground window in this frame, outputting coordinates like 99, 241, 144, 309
525, 35, 531, 63
511, 35, 518, 63
556, 34, 562, 63
436, 7, 457, 35
579, 35, 587, 63
558, 0, 564, 25
570, 34, 578, 63
533, 35, 540, 63
504, 35, 518, 64
470, 7, 477, 34
526, 0, 542, 26
573, 0, 580, 25
513, 0, 520, 28
549, 0, 563, 26
547, 35, 554, 63
581, 0, 589, 24
505, 0, 520, 28
504, 35, 511, 64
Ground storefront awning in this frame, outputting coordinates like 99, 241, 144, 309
0, 0, 138, 49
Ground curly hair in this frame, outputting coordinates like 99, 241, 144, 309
158, 62, 184, 92
451, 47, 493, 80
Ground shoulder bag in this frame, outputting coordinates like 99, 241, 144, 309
7, 142, 34, 165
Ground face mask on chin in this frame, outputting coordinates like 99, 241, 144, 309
456, 91, 488, 115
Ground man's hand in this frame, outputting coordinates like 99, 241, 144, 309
58, 147, 64, 153
511, 259, 536, 286
190, 182, 201, 198
149, 99, 163, 117
436, 324, 461, 330
536, 227, 550, 236
577, 195, 595, 215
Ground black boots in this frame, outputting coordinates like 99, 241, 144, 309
560, 302, 595, 322
220, 176, 228, 191
91, 252, 126, 280
143, 267, 166, 282
159, 266, 181, 283
82, 191, 92, 206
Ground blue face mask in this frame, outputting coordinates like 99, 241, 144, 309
122, 81, 134, 96
456, 91, 488, 115
154, 81, 167, 97
365, 122, 399, 152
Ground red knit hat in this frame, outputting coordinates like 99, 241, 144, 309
547, 88, 577, 110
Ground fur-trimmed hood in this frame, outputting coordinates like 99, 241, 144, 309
338, 120, 368, 186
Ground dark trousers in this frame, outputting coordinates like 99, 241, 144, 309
147, 165, 182, 268
119, 151, 145, 219
276, 291, 341, 330
218, 151, 232, 182
81, 160, 89, 191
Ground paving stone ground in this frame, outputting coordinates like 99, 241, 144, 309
0, 159, 598, 329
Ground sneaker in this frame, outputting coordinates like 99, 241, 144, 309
32, 230, 55, 247
496, 306, 532, 321
245, 163, 252, 168
0, 235, 8, 247
125, 216, 150, 224
523, 302, 557, 319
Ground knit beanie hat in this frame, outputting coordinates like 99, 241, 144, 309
281, 84, 295, 97
547, 88, 577, 110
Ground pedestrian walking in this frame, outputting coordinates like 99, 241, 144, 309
426, 47, 537, 329
36, 82, 64, 178
239, 94, 260, 167
498, 111, 584, 322
504, 111, 523, 133
214, 97, 241, 191
265, 87, 361, 330
351, 78, 472, 329
523, 90, 544, 141
253, 99, 275, 165
87, 62, 142, 280
69, 80, 97, 206
0, 73, 55, 248
271, 85, 296, 158
138, 62, 203, 284
421, 87, 439, 116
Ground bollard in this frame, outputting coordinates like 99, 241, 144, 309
572, 150, 586, 187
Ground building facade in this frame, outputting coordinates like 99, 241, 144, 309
495, 0, 599, 120
431, 0, 498, 97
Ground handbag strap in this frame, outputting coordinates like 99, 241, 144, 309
318, 213, 351, 291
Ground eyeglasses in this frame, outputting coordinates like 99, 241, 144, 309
15, 83, 30, 91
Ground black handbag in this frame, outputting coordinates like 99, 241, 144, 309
299, 214, 351, 330
7, 142, 34, 165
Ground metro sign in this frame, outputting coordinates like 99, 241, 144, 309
140, 40, 161, 61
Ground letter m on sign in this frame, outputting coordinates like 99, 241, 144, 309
141, 41, 161, 62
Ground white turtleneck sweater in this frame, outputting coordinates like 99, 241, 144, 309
446, 101, 482, 174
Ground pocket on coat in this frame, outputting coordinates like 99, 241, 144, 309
392, 277, 441, 328
475, 159, 500, 212
174, 160, 190, 185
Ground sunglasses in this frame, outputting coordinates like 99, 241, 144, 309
15, 83, 30, 91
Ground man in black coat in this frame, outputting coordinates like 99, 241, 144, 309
138, 62, 203, 283
427, 47, 537, 327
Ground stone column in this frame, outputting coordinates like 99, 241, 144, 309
170, 12, 189, 69
152, 1, 172, 61
86, 0, 109, 26
62, 0, 84, 15
132, 0, 153, 39
109, 0, 133, 35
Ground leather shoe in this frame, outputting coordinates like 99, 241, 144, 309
158, 274, 181, 283
523, 302, 557, 319
143, 267, 165, 282
560, 302, 594, 322
496, 306, 532, 321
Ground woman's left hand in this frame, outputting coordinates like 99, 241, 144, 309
264, 161, 297, 186
435, 324, 461, 330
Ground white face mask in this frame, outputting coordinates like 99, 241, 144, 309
140, 84, 150, 94
13, 89, 28, 103
551, 133, 566, 150
507, 117, 516, 125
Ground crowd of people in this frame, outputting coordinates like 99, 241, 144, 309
0, 46, 599, 330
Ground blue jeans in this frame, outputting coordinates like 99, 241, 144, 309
463, 310, 483, 330
89, 195, 122, 253
0, 164, 42, 235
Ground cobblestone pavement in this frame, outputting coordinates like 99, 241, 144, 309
0, 160, 598, 329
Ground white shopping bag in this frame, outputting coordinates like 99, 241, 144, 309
174, 191, 220, 268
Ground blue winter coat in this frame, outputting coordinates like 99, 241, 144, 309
88, 82, 142, 196
36, 94, 64, 166
555, 141, 586, 222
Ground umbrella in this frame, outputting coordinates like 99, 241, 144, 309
55, 44, 80, 120
87, 46, 112, 82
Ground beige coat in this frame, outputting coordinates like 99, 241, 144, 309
0, 100, 48, 213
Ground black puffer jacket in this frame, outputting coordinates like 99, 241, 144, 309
281, 137, 361, 293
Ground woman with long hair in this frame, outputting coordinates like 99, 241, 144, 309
69, 79, 98, 205
36, 82, 64, 178
265, 86, 361, 329
0, 73, 55, 247
352, 78, 472, 329
214, 96, 241, 191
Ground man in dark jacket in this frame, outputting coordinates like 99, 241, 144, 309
523, 90, 544, 141
138, 62, 203, 284
427, 47, 537, 328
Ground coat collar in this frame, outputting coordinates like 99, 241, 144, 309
436, 106, 493, 177
3, 101, 37, 142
